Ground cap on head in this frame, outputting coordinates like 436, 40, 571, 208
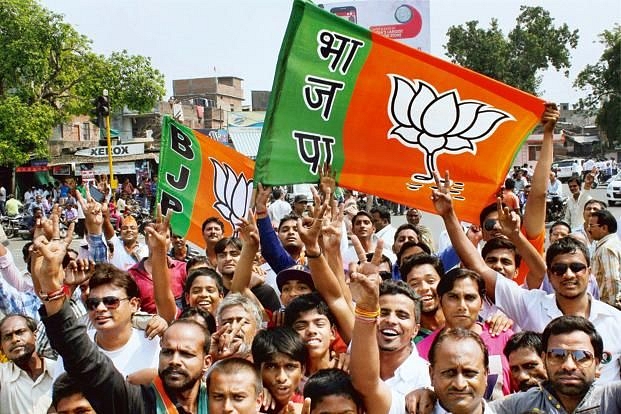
277, 265, 315, 291
294, 194, 309, 204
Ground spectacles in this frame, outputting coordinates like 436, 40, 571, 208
86, 296, 129, 311
546, 348, 595, 367
587, 223, 601, 228
549, 262, 587, 276
483, 219, 498, 231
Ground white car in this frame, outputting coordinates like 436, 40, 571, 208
551, 158, 584, 182
606, 173, 621, 206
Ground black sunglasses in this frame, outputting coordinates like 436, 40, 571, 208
86, 296, 129, 311
379, 271, 392, 281
483, 219, 498, 231
546, 348, 595, 367
549, 262, 587, 276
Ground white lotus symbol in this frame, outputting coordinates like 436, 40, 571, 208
210, 158, 253, 228
387, 76, 515, 182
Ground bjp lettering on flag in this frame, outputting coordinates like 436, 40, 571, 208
254, 0, 545, 224
157, 116, 255, 248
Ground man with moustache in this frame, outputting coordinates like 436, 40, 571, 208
0, 314, 58, 414
34, 233, 211, 413
503, 331, 547, 393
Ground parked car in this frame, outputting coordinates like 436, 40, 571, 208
551, 158, 584, 182
606, 173, 621, 206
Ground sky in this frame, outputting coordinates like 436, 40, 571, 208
40, 0, 620, 106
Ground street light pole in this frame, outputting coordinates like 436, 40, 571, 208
100, 90, 117, 190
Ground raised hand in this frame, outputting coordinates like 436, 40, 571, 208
541, 102, 559, 134
31, 214, 70, 293
321, 194, 344, 254
496, 197, 521, 239
237, 212, 260, 249
297, 192, 328, 255
63, 258, 94, 287
76, 185, 104, 235
318, 163, 337, 197
348, 235, 382, 309
144, 205, 171, 253
255, 183, 272, 212
430, 170, 455, 217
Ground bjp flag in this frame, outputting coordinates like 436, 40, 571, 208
254, 0, 545, 224
157, 116, 255, 248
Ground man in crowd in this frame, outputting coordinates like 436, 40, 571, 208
588, 209, 621, 309
267, 188, 292, 227
502, 331, 547, 392
206, 358, 263, 414
202, 217, 224, 268
490, 316, 620, 413
0, 314, 58, 414
51, 373, 96, 414
571, 199, 607, 260
5, 194, 22, 217
371, 205, 397, 253
292, 194, 309, 217
564, 175, 593, 231
213, 293, 263, 361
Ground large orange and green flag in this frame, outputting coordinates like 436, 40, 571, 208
157, 116, 255, 248
254, 0, 545, 224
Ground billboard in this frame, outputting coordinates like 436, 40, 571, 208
320, 0, 430, 51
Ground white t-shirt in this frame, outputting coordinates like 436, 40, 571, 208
494, 273, 621, 383
86, 328, 160, 377
109, 235, 148, 271
268, 199, 292, 227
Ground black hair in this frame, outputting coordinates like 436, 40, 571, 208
272, 188, 283, 200
168, 318, 211, 355
393, 223, 420, 243
379, 280, 421, 324
503, 331, 543, 359
583, 199, 607, 211
277, 214, 300, 232
549, 221, 571, 236
591, 209, 617, 233
251, 326, 307, 368
429, 328, 489, 370
567, 176, 582, 186
365, 252, 392, 270
479, 202, 505, 226
201, 217, 224, 233
541, 315, 603, 360
214, 237, 242, 255
186, 255, 212, 273
0, 313, 37, 334
352, 211, 373, 226
481, 237, 522, 268
397, 240, 431, 265
437, 268, 486, 299
207, 357, 263, 396
504, 178, 516, 190
89, 263, 139, 299
52, 373, 88, 409
284, 292, 335, 328
546, 236, 590, 268
399, 253, 444, 283
370, 205, 391, 223
179, 307, 217, 335
304, 369, 364, 412
184, 267, 224, 296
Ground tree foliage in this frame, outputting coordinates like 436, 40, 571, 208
0, 0, 166, 166
574, 25, 621, 146
445, 6, 579, 95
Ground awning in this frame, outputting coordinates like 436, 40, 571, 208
16, 165, 49, 172
100, 128, 121, 138
565, 134, 600, 144
229, 127, 262, 158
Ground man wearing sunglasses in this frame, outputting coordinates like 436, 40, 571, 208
490, 316, 620, 413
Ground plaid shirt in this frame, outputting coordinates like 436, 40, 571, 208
0, 276, 41, 320
592, 233, 621, 309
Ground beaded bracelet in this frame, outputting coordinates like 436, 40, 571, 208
354, 304, 380, 319
39, 285, 68, 302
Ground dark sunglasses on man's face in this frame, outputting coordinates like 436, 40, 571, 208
546, 348, 595, 367
483, 219, 498, 231
549, 262, 587, 276
86, 296, 129, 311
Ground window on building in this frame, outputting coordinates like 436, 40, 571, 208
82, 123, 91, 141
528, 145, 541, 161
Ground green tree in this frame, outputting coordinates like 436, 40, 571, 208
0, 0, 165, 166
574, 26, 621, 147
445, 6, 579, 94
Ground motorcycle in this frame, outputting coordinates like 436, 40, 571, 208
1, 214, 24, 239
545, 194, 567, 223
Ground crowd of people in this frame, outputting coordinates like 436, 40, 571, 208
0, 103, 620, 414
